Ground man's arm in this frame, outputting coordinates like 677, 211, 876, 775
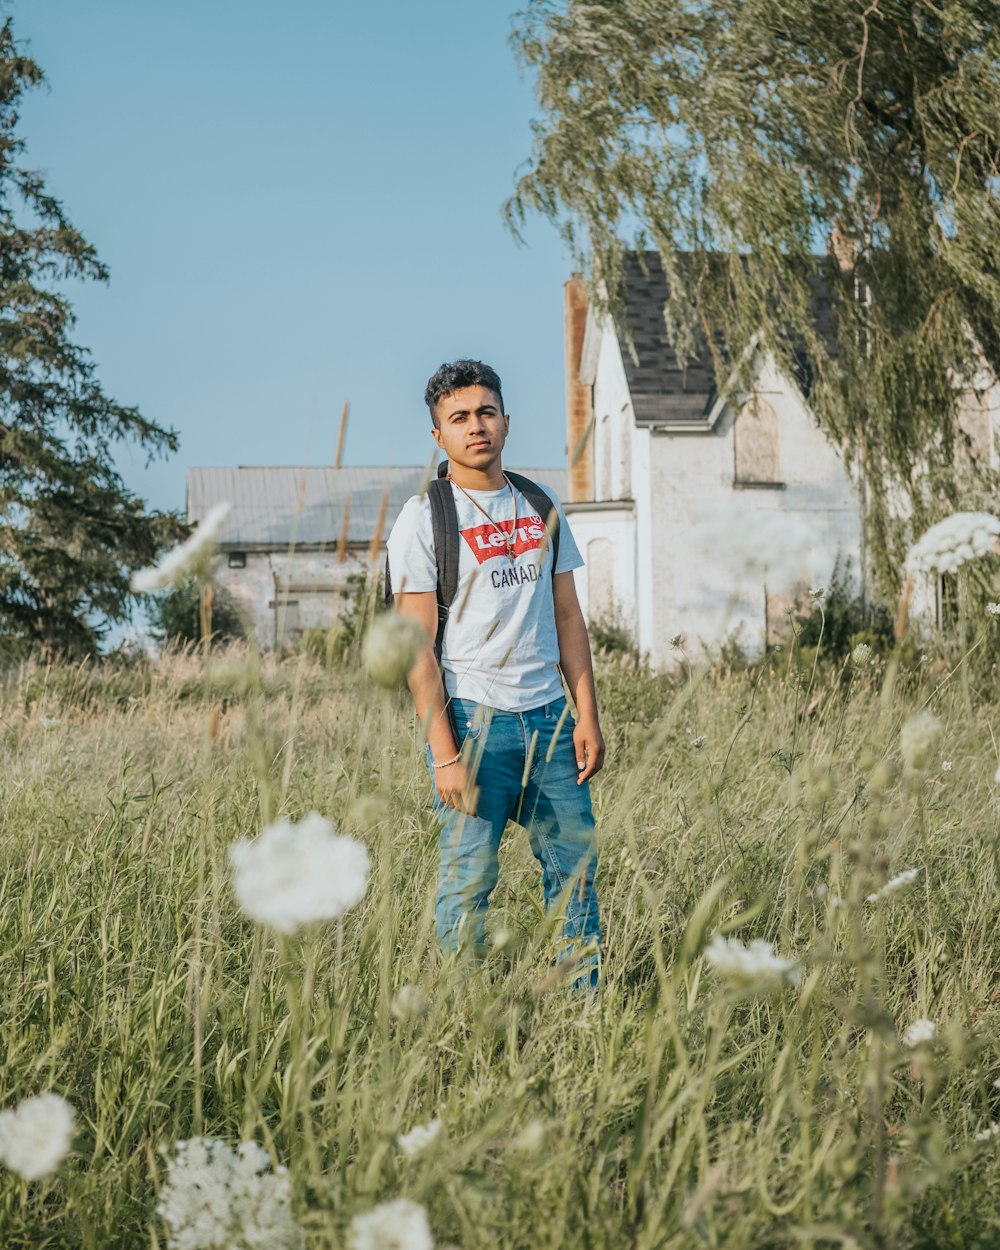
552, 570, 605, 783
394, 590, 478, 813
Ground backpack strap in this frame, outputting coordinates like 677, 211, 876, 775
385, 463, 560, 662
503, 470, 561, 572
428, 463, 460, 660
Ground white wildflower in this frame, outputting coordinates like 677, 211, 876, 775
850, 643, 873, 669
690, 735, 708, 749
511, 1119, 546, 1153
348, 1198, 433, 1250
809, 586, 826, 600
993, 1077, 1000, 1089
988, 603, 1000, 617
866, 868, 921, 903
39, 716, 61, 729
899, 709, 942, 771
131, 502, 232, 592
363, 614, 427, 688
490, 926, 514, 950
703, 933, 800, 993
905, 511, 1000, 577
396, 1119, 442, 1159
941, 760, 953, 773
157, 1137, 302, 1250
229, 813, 369, 934
901, 1018, 936, 1048
0, 1093, 74, 1180
390, 985, 428, 1021
974, 1123, 1000, 1143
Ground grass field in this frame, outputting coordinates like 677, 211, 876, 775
2, 629, 1000, 1249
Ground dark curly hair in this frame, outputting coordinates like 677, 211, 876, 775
424, 359, 504, 426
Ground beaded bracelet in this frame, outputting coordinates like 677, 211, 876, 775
432, 751, 462, 770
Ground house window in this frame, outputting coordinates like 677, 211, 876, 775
936, 573, 958, 629
956, 390, 992, 466
587, 538, 615, 623
734, 396, 783, 487
228, 551, 247, 569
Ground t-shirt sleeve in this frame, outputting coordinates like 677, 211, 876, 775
538, 484, 584, 574
386, 495, 438, 593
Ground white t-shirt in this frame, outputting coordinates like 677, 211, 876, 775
386, 477, 584, 711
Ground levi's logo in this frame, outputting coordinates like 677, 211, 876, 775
460, 514, 546, 565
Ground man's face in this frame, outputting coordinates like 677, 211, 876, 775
431, 385, 509, 470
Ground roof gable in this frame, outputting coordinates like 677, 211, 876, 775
615, 251, 836, 430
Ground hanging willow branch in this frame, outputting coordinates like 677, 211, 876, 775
506, 0, 1000, 596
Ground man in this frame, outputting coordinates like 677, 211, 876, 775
387, 359, 604, 981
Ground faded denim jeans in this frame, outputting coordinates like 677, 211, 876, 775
426, 695, 601, 984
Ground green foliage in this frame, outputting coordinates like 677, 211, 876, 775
3, 644, 1000, 1245
508, 0, 1000, 595
0, 18, 180, 662
793, 559, 896, 660
145, 579, 245, 648
300, 570, 384, 668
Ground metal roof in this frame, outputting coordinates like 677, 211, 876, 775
186, 464, 570, 548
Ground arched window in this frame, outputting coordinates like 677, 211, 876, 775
587, 537, 615, 623
734, 396, 782, 487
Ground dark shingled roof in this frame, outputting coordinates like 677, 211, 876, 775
616, 251, 836, 428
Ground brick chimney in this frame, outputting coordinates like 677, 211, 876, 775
564, 274, 595, 502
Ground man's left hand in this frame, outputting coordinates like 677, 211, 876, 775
573, 718, 605, 783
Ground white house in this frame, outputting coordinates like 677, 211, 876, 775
563, 252, 1000, 667
187, 463, 567, 648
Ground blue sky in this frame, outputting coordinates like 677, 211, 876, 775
17, 0, 573, 516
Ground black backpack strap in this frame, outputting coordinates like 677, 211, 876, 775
428, 465, 460, 660
504, 470, 561, 572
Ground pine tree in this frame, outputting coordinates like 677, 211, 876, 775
0, 18, 180, 659
507, 0, 1000, 593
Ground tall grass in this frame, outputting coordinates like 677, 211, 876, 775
1, 635, 999, 1248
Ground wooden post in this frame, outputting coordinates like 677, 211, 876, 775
334, 401, 349, 469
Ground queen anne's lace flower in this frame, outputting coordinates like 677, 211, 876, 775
131, 502, 232, 592
390, 985, 428, 1021
988, 603, 1000, 617
974, 1123, 1000, 1143
689, 735, 707, 749
363, 614, 428, 688
703, 933, 800, 992
157, 1138, 302, 1250
396, 1119, 442, 1159
899, 710, 942, 771
866, 868, 921, 902
230, 813, 369, 934
850, 643, 873, 669
0, 1093, 74, 1180
905, 512, 1000, 577
348, 1198, 433, 1250
901, 1018, 936, 1047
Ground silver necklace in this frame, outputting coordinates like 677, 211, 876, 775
448, 474, 517, 563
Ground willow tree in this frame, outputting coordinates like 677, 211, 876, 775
0, 18, 179, 659
507, 0, 1000, 594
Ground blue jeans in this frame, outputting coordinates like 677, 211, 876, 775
427, 695, 601, 981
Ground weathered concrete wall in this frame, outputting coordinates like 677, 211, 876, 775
215, 548, 378, 649
586, 325, 864, 667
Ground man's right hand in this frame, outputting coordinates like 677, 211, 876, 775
435, 758, 479, 816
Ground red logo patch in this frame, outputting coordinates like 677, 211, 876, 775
460, 514, 547, 565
